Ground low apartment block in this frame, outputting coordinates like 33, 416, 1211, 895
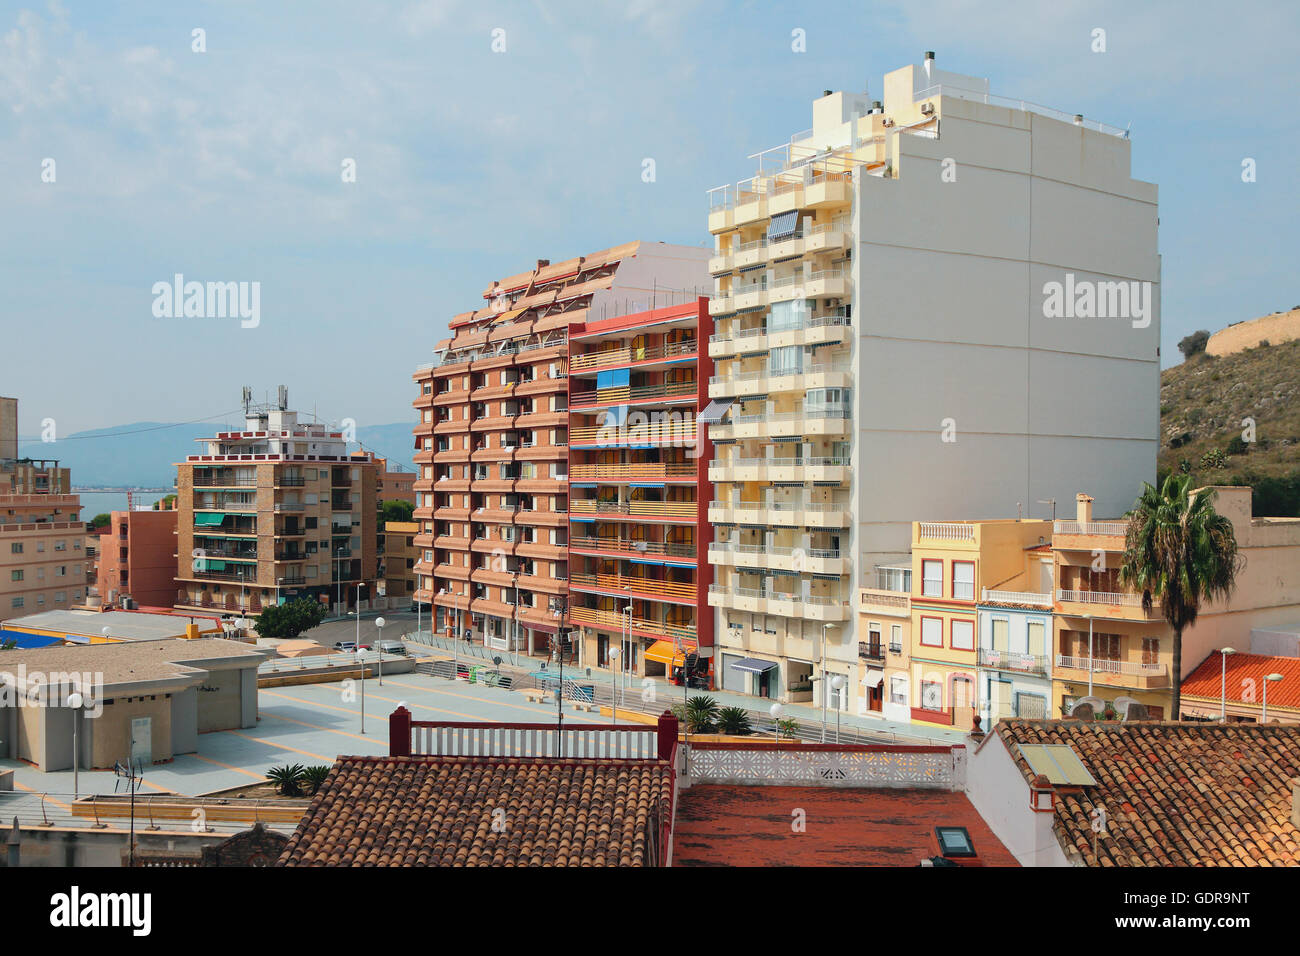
91, 507, 178, 609
175, 399, 377, 616
908, 518, 1051, 729
567, 298, 713, 685
411, 242, 710, 658
0, 397, 86, 621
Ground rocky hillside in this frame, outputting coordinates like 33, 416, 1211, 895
1158, 337, 1300, 512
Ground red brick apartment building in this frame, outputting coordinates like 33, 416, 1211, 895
567, 298, 715, 685
411, 241, 710, 660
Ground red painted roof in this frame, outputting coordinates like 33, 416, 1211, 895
672, 785, 1018, 866
1183, 651, 1300, 710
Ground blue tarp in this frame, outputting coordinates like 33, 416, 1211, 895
0, 628, 64, 649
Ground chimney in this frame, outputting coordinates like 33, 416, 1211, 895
535, 259, 550, 270
924, 51, 935, 82
1076, 494, 1094, 524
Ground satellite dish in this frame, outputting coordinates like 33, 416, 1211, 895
1115, 697, 1149, 721
1070, 696, 1104, 720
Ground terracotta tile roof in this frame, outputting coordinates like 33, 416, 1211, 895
276, 755, 673, 867
1182, 651, 1300, 711
995, 720, 1300, 866
673, 785, 1018, 866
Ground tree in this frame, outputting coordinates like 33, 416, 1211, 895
254, 598, 327, 639
1177, 330, 1210, 360
716, 706, 753, 736
1118, 475, 1242, 717
380, 499, 414, 524
90, 513, 111, 529
153, 494, 177, 511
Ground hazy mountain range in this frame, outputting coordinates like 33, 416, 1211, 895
18, 421, 417, 488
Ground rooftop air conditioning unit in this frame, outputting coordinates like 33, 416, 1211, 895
920, 102, 935, 116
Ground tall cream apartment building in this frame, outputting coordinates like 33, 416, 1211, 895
0, 397, 87, 621
705, 55, 1160, 710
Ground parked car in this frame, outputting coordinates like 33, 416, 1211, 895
334, 641, 371, 652
377, 640, 407, 657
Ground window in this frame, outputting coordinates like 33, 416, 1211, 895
889, 676, 908, 705
952, 562, 974, 600
1027, 620, 1046, 657
920, 681, 943, 710
935, 826, 976, 858
890, 624, 902, 653
991, 617, 1009, 651
920, 616, 943, 647
10, 570, 22, 582
1141, 637, 1160, 664
10, 597, 23, 609
951, 619, 974, 650
10, 543, 21, 554
922, 560, 943, 597
55, 540, 67, 551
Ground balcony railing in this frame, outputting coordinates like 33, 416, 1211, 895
569, 380, 696, 407
981, 588, 1052, 605
569, 340, 698, 373
1054, 520, 1129, 537
917, 522, 975, 541
569, 572, 697, 602
570, 536, 696, 559
858, 642, 886, 662
709, 361, 852, 387
1057, 589, 1148, 608
569, 462, 696, 481
568, 605, 697, 644
978, 648, 1049, 675
1055, 655, 1165, 678
192, 476, 257, 487
569, 422, 697, 446
570, 500, 696, 519
709, 456, 849, 470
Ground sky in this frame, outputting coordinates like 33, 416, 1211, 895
2, 0, 1298, 441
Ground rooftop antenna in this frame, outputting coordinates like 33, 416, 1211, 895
1037, 498, 1056, 521
277, 385, 288, 411
242, 386, 252, 415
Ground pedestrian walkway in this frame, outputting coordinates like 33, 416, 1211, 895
402, 630, 968, 746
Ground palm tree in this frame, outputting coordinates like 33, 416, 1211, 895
1118, 475, 1242, 718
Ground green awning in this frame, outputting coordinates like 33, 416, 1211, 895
194, 512, 227, 526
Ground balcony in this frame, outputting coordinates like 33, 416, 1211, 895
981, 588, 1052, 606
858, 642, 886, 663
569, 462, 696, 482
707, 455, 849, 484
707, 584, 849, 621
568, 605, 697, 647
569, 572, 697, 604
708, 311, 850, 359
978, 648, 1049, 677
1055, 588, 1161, 621
709, 409, 851, 442
569, 421, 697, 447
708, 541, 849, 575
707, 499, 850, 529
193, 476, 257, 488
569, 536, 696, 562
1054, 654, 1168, 688
569, 499, 696, 521
568, 340, 698, 373
917, 522, 975, 542
859, 587, 910, 615
569, 379, 697, 409
767, 268, 849, 305
707, 362, 852, 399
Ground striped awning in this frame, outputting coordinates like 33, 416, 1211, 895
698, 400, 733, 425
767, 210, 799, 242
730, 657, 778, 674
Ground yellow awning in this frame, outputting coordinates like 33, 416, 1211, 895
644, 640, 685, 667
491, 307, 526, 325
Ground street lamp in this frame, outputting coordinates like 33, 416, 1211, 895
831, 675, 845, 743
67, 690, 84, 798
622, 598, 633, 691
375, 616, 386, 686
1219, 647, 1237, 721
1262, 673, 1284, 723
608, 646, 620, 725
820, 624, 831, 742
769, 702, 783, 743
354, 583, 366, 649
356, 644, 366, 734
